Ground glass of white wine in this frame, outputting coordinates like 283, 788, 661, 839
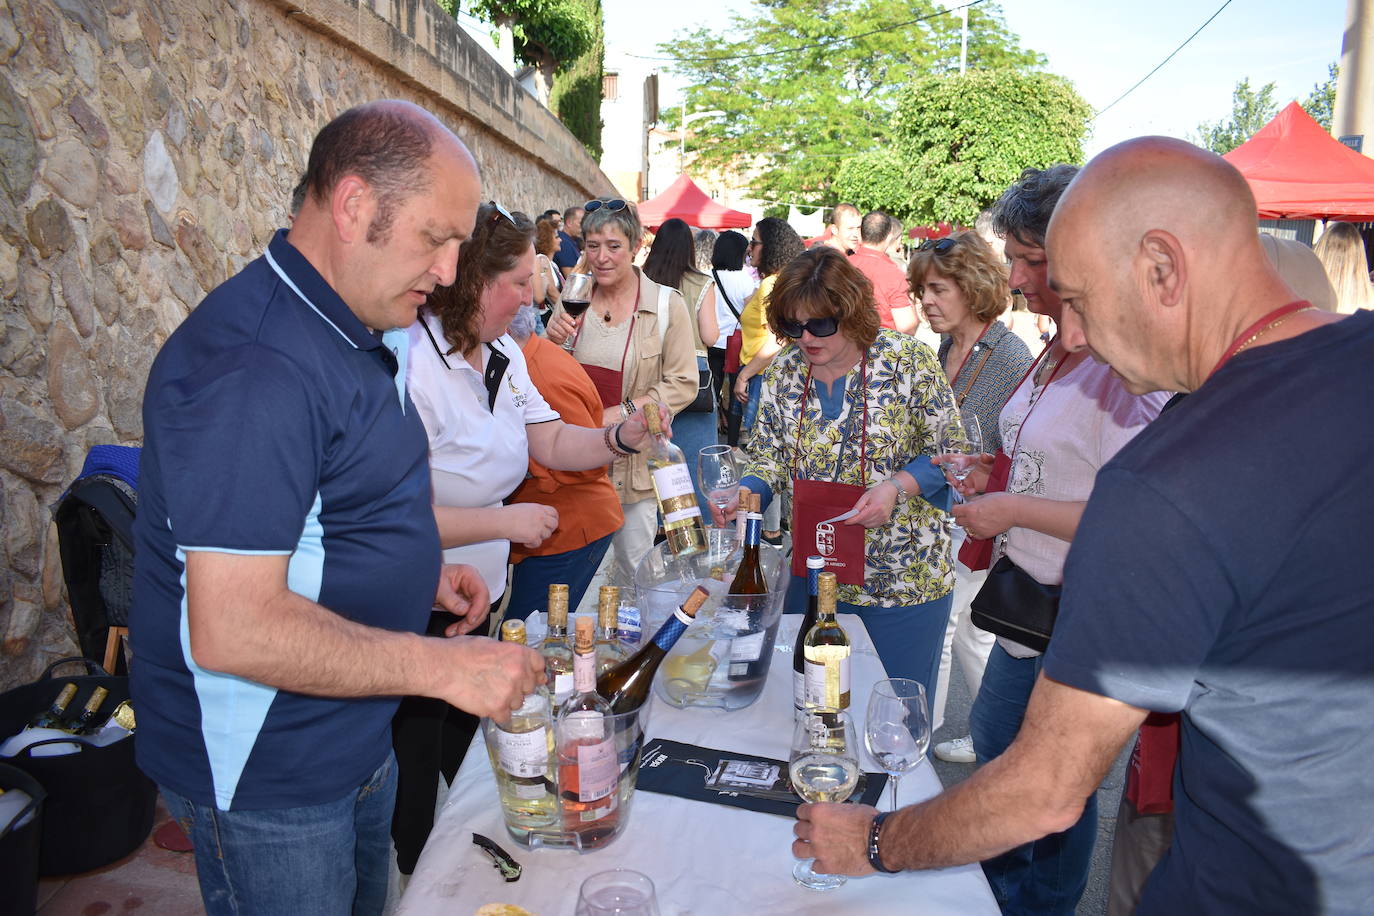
789, 706, 860, 891
938, 411, 983, 505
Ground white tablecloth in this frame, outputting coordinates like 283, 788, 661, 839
399, 615, 998, 916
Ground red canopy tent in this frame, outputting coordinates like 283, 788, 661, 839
635, 175, 753, 230
1223, 102, 1374, 221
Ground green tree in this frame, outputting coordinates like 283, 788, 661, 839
465, 0, 596, 104
548, 0, 604, 158
662, 0, 1044, 208
1193, 78, 1278, 155
1302, 62, 1338, 131
840, 69, 1090, 225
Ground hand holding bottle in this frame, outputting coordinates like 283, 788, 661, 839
432, 636, 545, 722
614, 400, 672, 451
435, 563, 492, 637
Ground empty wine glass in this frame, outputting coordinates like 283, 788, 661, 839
864, 678, 931, 812
938, 411, 983, 506
789, 707, 859, 891
575, 868, 660, 915
697, 445, 739, 528
560, 272, 596, 352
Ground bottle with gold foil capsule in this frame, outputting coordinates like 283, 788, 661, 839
68, 687, 110, 735
27, 683, 78, 730
641, 402, 708, 558
802, 572, 851, 710
540, 584, 575, 715
489, 620, 556, 828
556, 617, 619, 845
594, 587, 628, 675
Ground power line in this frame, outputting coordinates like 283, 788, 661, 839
626, 0, 987, 64
1092, 0, 1234, 120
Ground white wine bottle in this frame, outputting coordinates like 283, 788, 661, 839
792, 556, 826, 713
540, 584, 575, 715
641, 402, 708, 558
489, 620, 556, 828
594, 586, 628, 675
803, 572, 851, 710
597, 586, 711, 714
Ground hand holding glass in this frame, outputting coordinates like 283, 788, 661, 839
560, 272, 595, 352
790, 707, 860, 891
697, 445, 739, 528
864, 678, 931, 812
938, 412, 983, 505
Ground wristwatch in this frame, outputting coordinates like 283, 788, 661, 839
884, 476, 910, 501
867, 810, 900, 874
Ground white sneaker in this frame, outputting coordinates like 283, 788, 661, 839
934, 735, 976, 764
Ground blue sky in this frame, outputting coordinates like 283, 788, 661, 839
604, 0, 1347, 158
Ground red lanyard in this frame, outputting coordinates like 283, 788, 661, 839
1207, 300, 1309, 380
1005, 337, 1070, 463
792, 352, 869, 486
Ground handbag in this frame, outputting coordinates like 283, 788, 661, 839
714, 269, 745, 375
969, 555, 1061, 653
685, 354, 715, 413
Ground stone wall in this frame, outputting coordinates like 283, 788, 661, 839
0, 0, 615, 689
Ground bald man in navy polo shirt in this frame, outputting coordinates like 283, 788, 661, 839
131, 101, 545, 916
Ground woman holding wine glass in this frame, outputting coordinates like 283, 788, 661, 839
947, 167, 1169, 913
545, 199, 699, 583
719, 247, 961, 699
908, 230, 1033, 760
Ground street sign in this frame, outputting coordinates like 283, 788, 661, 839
1338, 135, 1364, 153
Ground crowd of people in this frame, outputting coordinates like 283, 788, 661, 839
127, 98, 1372, 916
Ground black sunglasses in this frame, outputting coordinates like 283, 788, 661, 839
584, 198, 627, 214
918, 237, 957, 253
487, 201, 515, 226
777, 316, 839, 339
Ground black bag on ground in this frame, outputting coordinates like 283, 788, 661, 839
0, 764, 45, 916
970, 555, 1062, 654
0, 658, 156, 876
52, 445, 140, 675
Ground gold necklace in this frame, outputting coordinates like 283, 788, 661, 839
1231, 307, 1315, 356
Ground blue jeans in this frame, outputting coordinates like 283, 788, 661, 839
783, 575, 953, 700
161, 751, 397, 916
741, 373, 763, 432
970, 646, 1097, 915
505, 533, 614, 619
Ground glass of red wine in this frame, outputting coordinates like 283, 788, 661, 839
561, 272, 595, 351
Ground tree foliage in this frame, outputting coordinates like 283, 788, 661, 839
548, 0, 605, 158
1193, 78, 1278, 155
836, 69, 1091, 226
662, 0, 1044, 208
1302, 62, 1338, 132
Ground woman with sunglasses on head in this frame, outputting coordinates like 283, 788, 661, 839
719, 246, 961, 698
906, 230, 1034, 765
545, 198, 699, 583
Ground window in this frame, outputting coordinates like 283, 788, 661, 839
602, 72, 619, 101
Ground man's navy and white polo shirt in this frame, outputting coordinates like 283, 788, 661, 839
131, 229, 441, 811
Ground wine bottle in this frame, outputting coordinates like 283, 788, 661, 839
540, 584, 575, 715
803, 572, 851, 710
556, 617, 619, 844
488, 620, 557, 828
641, 402, 708, 558
726, 494, 770, 682
793, 556, 826, 713
594, 586, 628, 675
28, 683, 78, 730
68, 686, 110, 735
596, 586, 711, 714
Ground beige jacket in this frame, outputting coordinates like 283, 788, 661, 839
551, 268, 698, 505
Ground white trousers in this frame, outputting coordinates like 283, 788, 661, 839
609, 498, 660, 587
932, 545, 995, 731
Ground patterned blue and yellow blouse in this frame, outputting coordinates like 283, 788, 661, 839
742, 329, 959, 607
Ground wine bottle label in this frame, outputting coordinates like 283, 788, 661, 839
575, 738, 619, 802
793, 669, 806, 711
514, 781, 548, 800
552, 673, 574, 704
651, 463, 694, 499
803, 653, 851, 708
562, 709, 604, 742
495, 726, 549, 779
729, 631, 764, 663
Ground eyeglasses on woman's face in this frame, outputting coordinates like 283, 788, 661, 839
777, 315, 839, 339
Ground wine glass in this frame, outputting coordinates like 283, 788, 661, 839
697, 444, 739, 528
789, 707, 860, 891
560, 272, 596, 352
864, 678, 931, 812
938, 411, 983, 506
575, 868, 660, 915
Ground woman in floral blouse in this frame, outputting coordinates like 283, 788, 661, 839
727, 247, 959, 696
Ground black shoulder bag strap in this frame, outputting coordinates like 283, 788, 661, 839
712, 268, 742, 321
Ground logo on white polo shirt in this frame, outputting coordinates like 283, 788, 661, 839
507, 375, 528, 408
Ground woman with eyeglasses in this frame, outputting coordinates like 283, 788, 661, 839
906, 230, 1034, 765
719, 246, 961, 698
545, 198, 699, 583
